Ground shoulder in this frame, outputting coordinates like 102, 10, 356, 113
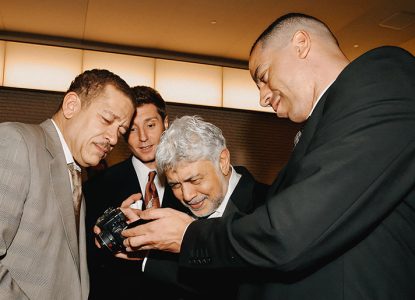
233, 165, 269, 209
0, 122, 44, 146
234, 166, 268, 189
341, 46, 414, 81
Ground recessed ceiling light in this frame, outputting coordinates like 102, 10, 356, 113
210, 20, 217, 25
379, 11, 415, 30
353, 44, 359, 48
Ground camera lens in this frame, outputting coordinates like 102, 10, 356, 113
97, 231, 121, 253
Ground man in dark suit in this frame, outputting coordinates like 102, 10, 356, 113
119, 116, 268, 299
0, 69, 135, 299
121, 13, 415, 299
83, 86, 188, 299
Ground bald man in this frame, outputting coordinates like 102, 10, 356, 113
121, 13, 415, 300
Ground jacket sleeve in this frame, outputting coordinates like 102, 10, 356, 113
0, 124, 30, 299
179, 47, 415, 273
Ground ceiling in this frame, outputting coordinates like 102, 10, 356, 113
0, 0, 414, 68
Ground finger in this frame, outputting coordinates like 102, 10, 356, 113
93, 225, 101, 235
120, 207, 140, 222
94, 238, 102, 249
123, 234, 149, 250
120, 193, 142, 208
138, 207, 173, 220
114, 252, 144, 261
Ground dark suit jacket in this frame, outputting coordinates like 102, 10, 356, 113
178, 46, 415, 299
0, 120, 89, 300
144, 166, 269, 299
83, 157, 188, 300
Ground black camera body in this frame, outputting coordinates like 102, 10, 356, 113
95, 207, 149, 253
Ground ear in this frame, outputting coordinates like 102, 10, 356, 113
292, 30, 311, 59
219, 148, 231, 176
62, 92, 82, 119
164, 115, 169, 129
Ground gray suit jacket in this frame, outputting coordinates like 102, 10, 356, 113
0, 119, 89, 299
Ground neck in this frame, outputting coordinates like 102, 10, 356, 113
312, 52, 349, 107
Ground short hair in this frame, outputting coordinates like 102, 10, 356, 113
250, 13, 338, 54
132, 86, 167, 120
58, 69, 134, 110
156, 116, 226, 175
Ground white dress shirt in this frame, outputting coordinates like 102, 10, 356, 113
208, 166, 241, 218
51, 119, 80, 190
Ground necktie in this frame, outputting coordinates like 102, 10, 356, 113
144, 171, 160, 209
293, 130, 302, 148
68, 162, 82, 237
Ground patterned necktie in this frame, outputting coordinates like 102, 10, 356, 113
68, 162, 82, 237
144, 171, 160, 209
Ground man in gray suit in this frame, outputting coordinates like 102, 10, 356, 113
0, 69, 135, 299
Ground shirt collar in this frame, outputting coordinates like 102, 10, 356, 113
308, 80, 335, 118
208, 166, 241, 219
131, 156, 165, 201
51, 119, 80, 171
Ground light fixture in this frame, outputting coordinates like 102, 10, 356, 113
0, 41, 5, 85
223, 67, 273, 113
3, 42, 82, 92
83, 50, 155, 87
155, 59, 222, 106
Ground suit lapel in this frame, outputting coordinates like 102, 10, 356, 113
271, 92, 329, 194
41, 120, 80, 270
223, 168, 255, 217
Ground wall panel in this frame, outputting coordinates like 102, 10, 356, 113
0, 87, 300, 184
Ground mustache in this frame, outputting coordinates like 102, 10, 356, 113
186, 195, 208, 205
96, 142, 111, 152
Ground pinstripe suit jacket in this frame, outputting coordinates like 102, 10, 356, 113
0, 119, 89, 299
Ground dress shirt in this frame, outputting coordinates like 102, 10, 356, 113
131, 156, 165, 205
308, 80, 335, 118
51, 119, 80, 190
208, 166, 241, 219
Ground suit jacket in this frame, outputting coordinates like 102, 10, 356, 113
144, 166, 269, 299
83, 157, 189, 300
178, 46, 415, 299
0, 119, 89, 300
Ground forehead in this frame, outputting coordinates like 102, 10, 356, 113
167, 160, 216, 178
134, 103, 162, 122
249, 43, 270, 77
88, 85, 133, 118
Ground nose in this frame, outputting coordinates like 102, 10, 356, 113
106, 126, 118, 146
182, 184, 197, 202
259, 85, 272, 107
137, 127, 148, 142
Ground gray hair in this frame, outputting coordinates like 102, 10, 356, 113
156, 116, 226, 174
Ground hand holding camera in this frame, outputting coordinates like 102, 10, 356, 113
95, 207, 149, 253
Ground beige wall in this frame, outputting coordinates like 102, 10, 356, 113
0, 87, 300, 184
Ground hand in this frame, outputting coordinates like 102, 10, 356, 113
120, 193, 143, 209
93, 225, 102, 248
114, 250, 148, 261
122, 208, 195, 253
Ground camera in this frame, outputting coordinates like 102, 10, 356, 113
95, 207, 149, 253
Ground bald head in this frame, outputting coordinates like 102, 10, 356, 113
251, 13, 339, 54
248, 13, 349, 123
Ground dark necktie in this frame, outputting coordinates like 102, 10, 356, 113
68, 162, 82, 237
144, 171, 160, 209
